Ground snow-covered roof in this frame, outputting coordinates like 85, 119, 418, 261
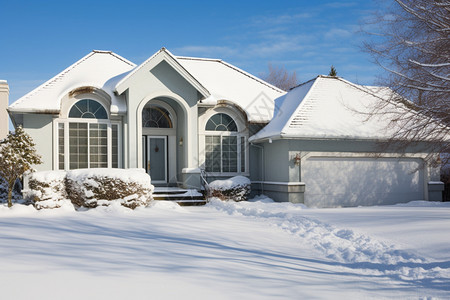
115, 48, 210, 98
249, 76, 419, 142
9, 50, 136, 114
9, 48, 284, 123
176, 56, 285, 123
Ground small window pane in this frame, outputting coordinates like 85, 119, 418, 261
112, 124, 119, 168
58, 123, 65, 170
241, 136, 246, 172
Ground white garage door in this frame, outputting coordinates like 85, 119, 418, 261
303, 157, 425, 207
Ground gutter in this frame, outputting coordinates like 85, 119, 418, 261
250, 133, 435, 144
7, 108, 60, 114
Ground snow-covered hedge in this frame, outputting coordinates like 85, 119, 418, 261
66, 169, 153, 209
209, 176, 251, 201
27, 169, 154, 209
25, 171, 67, 209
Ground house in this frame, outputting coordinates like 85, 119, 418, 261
0, 80, 9, 140
8, 48, 444, 207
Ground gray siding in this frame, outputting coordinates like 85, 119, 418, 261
23, 114, 54, 172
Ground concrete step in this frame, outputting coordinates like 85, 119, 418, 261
152, 187, 207, 206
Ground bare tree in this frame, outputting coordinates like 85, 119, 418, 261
362, 0, 450, 165
260, 63, 298, 91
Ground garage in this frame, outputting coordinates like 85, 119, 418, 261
302, 156, 425, 207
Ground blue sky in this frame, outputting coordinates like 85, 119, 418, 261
0, 0, 379, 109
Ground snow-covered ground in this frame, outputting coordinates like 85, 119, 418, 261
0, 197, 449, 299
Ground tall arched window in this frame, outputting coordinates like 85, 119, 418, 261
58, 98, 120, 170
204, 113, 246, 173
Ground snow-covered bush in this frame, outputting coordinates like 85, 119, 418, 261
25, 171, 67, 210
25, 169, 154, 210
209, 176, 251, 201
65, 169, 154, 209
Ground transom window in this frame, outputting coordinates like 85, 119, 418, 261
142, 106, 172, 128
204, 113, 246, 173
58, 98, 120, 170
205, 113, 237, 131
69, 99, 108, 119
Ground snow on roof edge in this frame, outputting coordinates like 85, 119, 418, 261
10, 50, 135, 109
115, 48, 210, 98
10, 52, 96, 108
175, 56, 222, 63
248, 78, 318, 142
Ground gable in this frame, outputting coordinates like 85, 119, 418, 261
115, 48, 209, 99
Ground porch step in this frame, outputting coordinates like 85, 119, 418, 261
152, 187, 207, 206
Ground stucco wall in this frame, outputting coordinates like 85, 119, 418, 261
123, 60, 200, 171
23, 114, 54, 171
262, 141, 290, 182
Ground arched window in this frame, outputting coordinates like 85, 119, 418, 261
142, 106, 172, 128
58, 98, 120, 170
204, 113, 246, 173
69, 99, 108, 119
205, 113, 237, 131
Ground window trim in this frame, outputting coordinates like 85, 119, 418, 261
54, 118, 121, 170
199, 107, 249, 176
205, 133, 243, 173
54, 92, 122, 170
68, 99, 109, 119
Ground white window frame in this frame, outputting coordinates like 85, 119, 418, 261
53, 98, 122, 170
205, 131, 244, 173
199, 107, 249, 176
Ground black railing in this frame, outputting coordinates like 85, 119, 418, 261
200, 168, 210, 200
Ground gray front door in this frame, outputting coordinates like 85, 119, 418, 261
147, 136, 167, 184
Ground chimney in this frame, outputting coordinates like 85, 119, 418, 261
0, 80, 9, 140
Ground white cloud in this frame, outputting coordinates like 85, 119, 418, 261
324, 28, 353, 39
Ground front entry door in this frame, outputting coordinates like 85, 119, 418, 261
147, 136, 167, 184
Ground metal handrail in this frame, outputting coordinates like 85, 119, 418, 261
200, 168, 211, 200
